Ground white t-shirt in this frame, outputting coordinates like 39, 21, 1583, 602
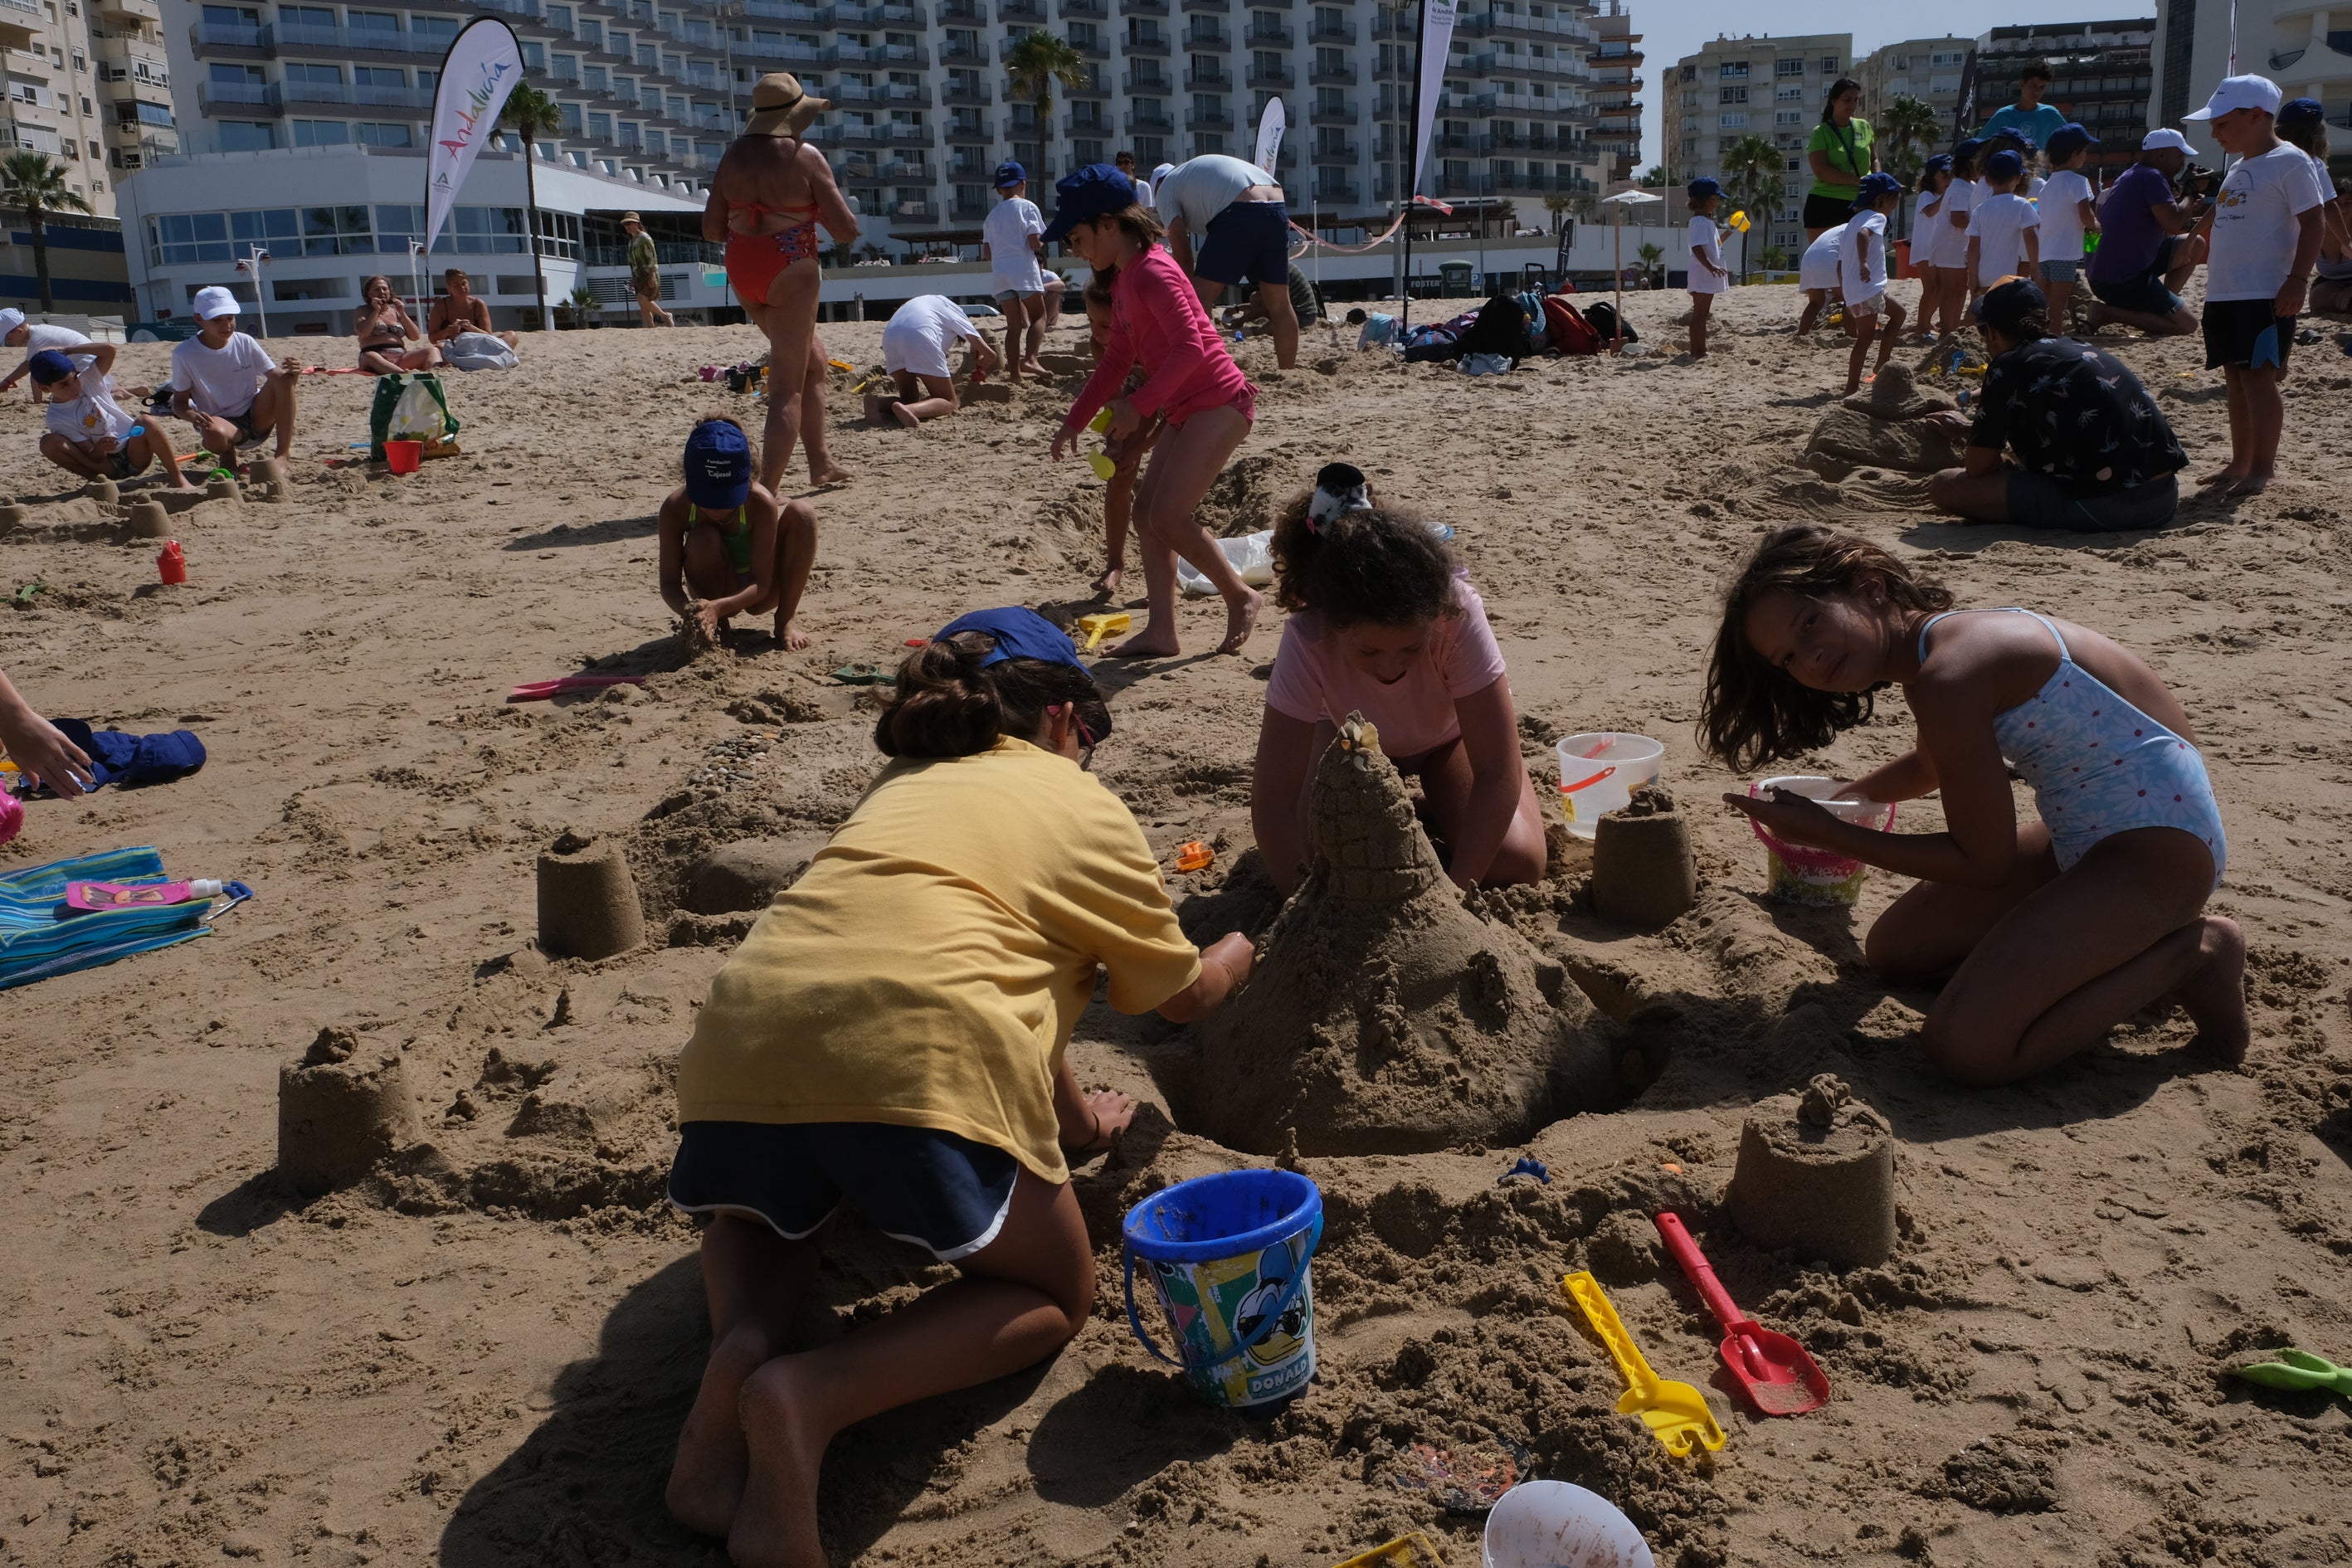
13, 322, 97, 381
2205, 142, 2330, 303
2038, 168, 2096, 261
981, 195, 1045, 295
1967, 191, 2041, 286
2026, 173, 2047, 199
1931, 178, 1979, 269
879, 294, 981, 378
1152, 154, 1278, 235
170, 330, 275, 418
1799, 222, 1846, 291
1686, 215, 1727, 294
1839, 210, 1889, 304
43, 382, 134, 445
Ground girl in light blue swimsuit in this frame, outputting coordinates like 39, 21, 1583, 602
1704, 526, 2247, 1087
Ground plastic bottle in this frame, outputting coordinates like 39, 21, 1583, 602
66, 879, 223, 910
158, 538, 186, 584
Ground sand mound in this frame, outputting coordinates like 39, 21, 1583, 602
1804, 363, 1963, 482
1186, 716, 1616, 1155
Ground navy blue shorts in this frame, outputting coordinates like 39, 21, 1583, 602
2203, 299, 2295, 371
2004, 470, 2179, 533
2088, 235, 2187, 319
669, 1120, 1020, 1262
1197, 200, 1292, 289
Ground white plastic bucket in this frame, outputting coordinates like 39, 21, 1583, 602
1483, 1480, 1655, 1568
1554, 733, 1665, 840
1748, 775, 1898, 906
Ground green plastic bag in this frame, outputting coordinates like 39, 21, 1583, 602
368, 372, 460, 460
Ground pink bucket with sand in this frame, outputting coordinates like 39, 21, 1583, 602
1748, 776, 1896, 906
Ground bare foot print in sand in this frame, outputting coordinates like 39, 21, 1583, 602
2175, 915, 2251, 1064
1089, 566, 1123, 599
777, 616, 812, 653
1218, 588, 1263, 655
729, 1360, 830, 1568
665, 1322, 771, 1537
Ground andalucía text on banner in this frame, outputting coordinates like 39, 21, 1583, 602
426, 18, 527, 254
1254, 96, 1286, 181
1410, 0, 1459, 192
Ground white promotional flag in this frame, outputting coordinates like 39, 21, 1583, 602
1410, 0, 1459, 190
426, 17, 527, 255
1254, 95, 1286, 177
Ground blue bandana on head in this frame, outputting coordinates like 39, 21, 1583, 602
936, 607, 1085, 669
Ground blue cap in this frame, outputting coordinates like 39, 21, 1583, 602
993, 159, 1025, 189
1685, 176, 1724, 201
936, 607, 1085, 669
2279, 96, 2325, 131
1985, 149, 2025, 180
25, 349, 75, 385
1856, 171, 1902, 202
1042, 163, 1140, 242
683, 419, 751, 509
2045, 122, 2101, 162
1954, 137, 1988, 165
1922, 153, 1955, 175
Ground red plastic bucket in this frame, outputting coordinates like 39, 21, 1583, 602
385, 440, 423, 475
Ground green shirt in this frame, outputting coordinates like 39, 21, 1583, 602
627, 231, 659, 279
1805, 117, 1874, 198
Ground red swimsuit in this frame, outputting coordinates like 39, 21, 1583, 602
724, 200, 823, 302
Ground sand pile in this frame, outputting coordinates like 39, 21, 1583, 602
1186, 715, 1615, 1155
1802, 363, 1962, 481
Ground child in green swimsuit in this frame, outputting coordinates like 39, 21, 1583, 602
660, 415, 819, 651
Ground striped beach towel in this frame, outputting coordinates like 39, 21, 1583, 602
0, 846, 218, 991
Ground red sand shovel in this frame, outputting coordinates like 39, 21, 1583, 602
1654, 1212, 1830, 1417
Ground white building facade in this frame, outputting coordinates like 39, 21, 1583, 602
2155, 0, 2350, 152
1673, 32, 1853, 257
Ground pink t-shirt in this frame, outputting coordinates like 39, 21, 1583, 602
1063, 244, 1251, 433
1264, 575, 1508, 759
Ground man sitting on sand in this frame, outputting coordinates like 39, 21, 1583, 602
658, 415, 818, 651
28, 350, 195, 490
1924, 279, 2186, 532
866, 294, 1000, 428
170, 286, 300, 462
426, 270, 522, 352
0, 307, 116, 402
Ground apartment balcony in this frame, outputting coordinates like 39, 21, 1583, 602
951, 197, 990, 220
1181, 0, 1228, 12
1067, 30, 1111, 59
1124, 30, 1170, 54
941, 113, 990, 140
879, 160, 932, 182
1307, 18, 1353, 43
98, 0, 162, 22
831, 41, 928, 66
1061, 0, 1108, 17
1308, 60, 1355, 85
1182, 23, 1230, 49
1309, 138, 1356, 162
1309, 179, 1357, 202
938, 80, 991, 105
1186, 105, 1231, 129
1122, 70, 1172, 94
196, 80, 280, 114
1124, 107, 1172, 132
894, 200, 937, 220
834, 2, 929, 24
1183, 64, 1230, 90
189, 19, 265, 54
939, 36, 986, 63
998, 0, 1045, 22
1063, 112, 1111, 135
1247, 62, 1293, 88
1307, 97, 1354, 124
282, 80, 439, 110
1244, 22, 1290, 47
1119, 0, 1168, 14
742, 0, 828, 17
937, 0, 981, 18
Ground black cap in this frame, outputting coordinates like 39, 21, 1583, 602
1975, 276, 2048, 334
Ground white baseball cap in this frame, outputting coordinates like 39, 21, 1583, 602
2184, 73, 2282, 121
0, 308, 22, 337
2140, 127, 2199, 154
192, 285, 241, 320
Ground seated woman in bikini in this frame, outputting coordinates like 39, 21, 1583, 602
354, 275, 441, 374
703, 71, 858, 494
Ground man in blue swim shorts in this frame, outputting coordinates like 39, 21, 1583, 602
1152, 152, 1301, 368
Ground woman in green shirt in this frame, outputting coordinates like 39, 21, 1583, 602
1804, 76, 1878, 241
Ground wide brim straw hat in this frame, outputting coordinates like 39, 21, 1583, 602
746, 72, 825, 137
1842, 362, 1950, 420
621, 211, 642, 225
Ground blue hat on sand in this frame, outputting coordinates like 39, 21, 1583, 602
26, 349, 75, 386
1985, 149, 2025, 180
1042, 163, 1140, 242
683, 419, 751, 509
993, 160, 1025, 190
936, 607, 1085, 670
1954, 137, 1988, 165
1686, 176, 1724, 201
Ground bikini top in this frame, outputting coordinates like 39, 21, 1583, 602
359, 304, 407, 347
698, 504, 753, 572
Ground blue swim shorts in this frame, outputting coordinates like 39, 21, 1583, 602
1196, 199, 1292, 289
669, 1119, 1020, 1262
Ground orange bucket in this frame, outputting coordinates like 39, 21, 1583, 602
384, 440, 422, 475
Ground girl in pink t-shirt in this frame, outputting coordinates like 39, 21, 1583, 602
1249, 464, 1548, 895
1048, 169, 1259, 658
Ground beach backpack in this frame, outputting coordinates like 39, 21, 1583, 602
1581, 300, 1638, 345
1400, 323, 1462, 363
1454, 293, 1529, 367
368, 372, 460, 460
1542, 295, 1602, 356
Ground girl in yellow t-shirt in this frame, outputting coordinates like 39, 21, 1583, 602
663, 608, 1254, 1561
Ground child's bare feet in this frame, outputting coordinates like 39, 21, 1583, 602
1020, 358, 1047, 376
891, 402, 922, 431
2224, 470, 2273, 496
777, 614, 811, 652
2174, 916, 2250, 1065
665, 1322, 771, 1537
728, 1359, 831, 1568
2195, 465, 2249, 487
1089, 565, 1123, 599
1217, 588, 1262, 655
809, 461, 853, 486
1108, 626, 1181, 658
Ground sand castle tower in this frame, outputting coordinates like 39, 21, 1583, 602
1189, 715, 1616, 1155
1803, 363, 1962, 481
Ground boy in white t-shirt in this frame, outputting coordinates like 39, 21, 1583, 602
981, 161, 1049, 380
2185, 74, 2327, 495
1796, 220, 1847, 334
27, 350, 194, 488
168, 286, 300, 461
2035, 124, 2103, 325
1839, 173, 1907, 393
1683, 178, 1731, 358
1966, 149, 2042, 298
0, 308, 117, 403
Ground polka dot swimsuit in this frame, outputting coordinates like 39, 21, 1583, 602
1919, 611, 2227, 889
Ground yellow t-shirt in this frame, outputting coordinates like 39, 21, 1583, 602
675, 737, 1201, 1182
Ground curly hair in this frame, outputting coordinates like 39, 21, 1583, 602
1269, 471, 1457, 628
873, 633, 1112, 759
1701, 525, 1954, 772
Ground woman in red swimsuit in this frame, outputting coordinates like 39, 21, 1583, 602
704, 73, 859, 493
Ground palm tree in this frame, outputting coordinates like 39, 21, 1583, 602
1, 153, 92, 313
1719, 133, 1786, 282
1878, 94, 1941, 237
1542, 190, 1572, 234
501, 82, 562, 332
1004, 30, 1086, 168
1636, 239, 1663, 280
1639, 164, 1669, 187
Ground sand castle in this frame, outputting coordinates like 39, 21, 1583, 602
1188, 714, 1616, 1155
1802, 363, 1964, 481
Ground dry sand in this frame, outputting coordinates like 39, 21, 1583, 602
0, 280, 2348, 1568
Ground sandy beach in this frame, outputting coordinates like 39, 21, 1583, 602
0, 279, 2347, 1568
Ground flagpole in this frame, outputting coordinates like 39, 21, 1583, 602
1401, 2, 1426, 334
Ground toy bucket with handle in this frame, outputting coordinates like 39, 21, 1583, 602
384, 440, 423, 475
1483, 1480, 1655, 1568
1122, 1168, 1322, 1408
1748, 776, 1897, 906
1555, 734, 1664, 840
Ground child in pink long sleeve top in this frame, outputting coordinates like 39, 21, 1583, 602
1046, 164, 1260, 657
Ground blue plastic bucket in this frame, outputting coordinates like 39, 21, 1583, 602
1122, 1167, 1323, 1407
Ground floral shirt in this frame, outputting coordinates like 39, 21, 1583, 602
1969, 335, 2186, 497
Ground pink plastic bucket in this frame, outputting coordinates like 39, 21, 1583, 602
1748, 776, 1897, 906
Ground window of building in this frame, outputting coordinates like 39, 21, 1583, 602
348, 11, 399, 37
587, 111, 612, 139
1775, 84, 1802, 101
1775, 57, 1804, 77
291, 119, 351, 146
1718, 61, 1747, 80
1819, 56, 1838, 74
1719, 85, 1746, 104
1775, 110, 1800, 125
1718, 111, 1746, 128
356, 122, 412, 147
547, 3, 574, 31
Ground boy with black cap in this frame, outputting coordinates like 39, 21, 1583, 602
982, 162, 1049, 378
28, 349, 196, 489
2185, 73, 2327, 495
2037, 124, 2103, 325
1684, 178, 1731, 358
658, 415, 820, 651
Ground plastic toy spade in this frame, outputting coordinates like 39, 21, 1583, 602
1654, 1213, 1830, 1416
1562, 1270, 1726, 1457
2230, 1350, 2352, 1397
1074, 611, 1130, 651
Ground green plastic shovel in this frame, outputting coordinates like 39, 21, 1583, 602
2229, 1350, 2352, 1396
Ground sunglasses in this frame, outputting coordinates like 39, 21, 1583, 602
1073, 710, 1098, 771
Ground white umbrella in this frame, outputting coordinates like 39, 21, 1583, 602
1600, 188, 1663, 351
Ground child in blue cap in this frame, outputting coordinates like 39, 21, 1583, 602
1684, 178, 1731, 358
1965, 148, 2042, 306
658, 414, 820, 650
1840, 173, 1908, 393
983, 160, 1051, 380
2037, 124, 2103, 326
28, 350, 196, 489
